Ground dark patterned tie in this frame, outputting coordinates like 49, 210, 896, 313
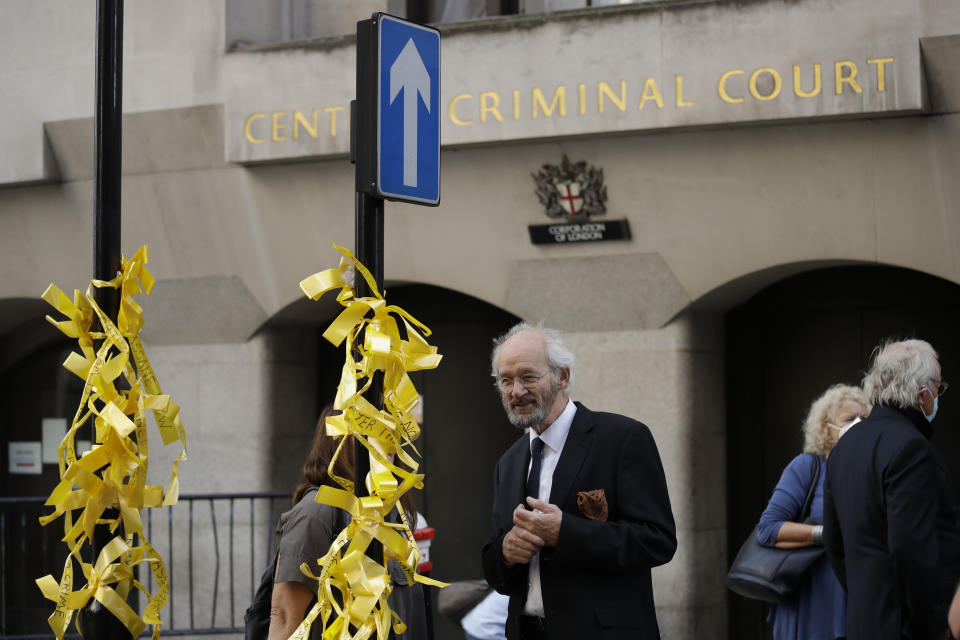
526, 437, 544, 502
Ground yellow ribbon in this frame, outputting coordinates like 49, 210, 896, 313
36, 245, 187, 639
296, 243, 447, 640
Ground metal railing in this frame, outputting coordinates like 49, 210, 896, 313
0, 492, 290, 639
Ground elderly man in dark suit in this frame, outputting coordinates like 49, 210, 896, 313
481, 323, 676, 640
824, 339, 960, 640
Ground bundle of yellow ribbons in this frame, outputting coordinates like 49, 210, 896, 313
295, 243, 446, 640
35, 245, 187, 639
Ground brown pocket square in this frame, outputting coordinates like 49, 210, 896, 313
577, 489, 608, 521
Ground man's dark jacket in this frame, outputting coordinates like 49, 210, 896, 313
481, 403, 677, 640
823, 405, 960, 640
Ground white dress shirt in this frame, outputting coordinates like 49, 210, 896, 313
523, 398, 576, 617
461, 590, 509, 640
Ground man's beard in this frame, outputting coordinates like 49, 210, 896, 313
504, 376, 557, 430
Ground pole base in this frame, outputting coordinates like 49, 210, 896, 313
76, 599, 133, 640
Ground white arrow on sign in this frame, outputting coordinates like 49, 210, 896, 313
389, 38, 431, 187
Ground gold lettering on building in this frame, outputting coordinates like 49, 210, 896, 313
718, 69, 745, 104
867, 57, 894, 91
271, 112, 287, 141
244, 113, 266, 143
480, 92, 504, 123
293, 109, 318, 139
675, 75, 694, 107
749, 67, 782, 101
532, 85, 566, 118
638, 78, 664, 110
598, 81, 627, 113
793, 64, 821, 98
240, 54, 899, 151
323, 106, 344, 136
450, 93, 473, 125
835, 60, 863, 94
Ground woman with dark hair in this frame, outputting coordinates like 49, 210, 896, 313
268, 406, 426, 640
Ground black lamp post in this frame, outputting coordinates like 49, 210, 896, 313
93, 0, 122, 320
78, 1, 127, 638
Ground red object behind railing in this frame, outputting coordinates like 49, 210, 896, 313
414, 527, 435, 573
412, 527, 435, 541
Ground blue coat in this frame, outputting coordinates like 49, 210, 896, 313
757, 453, 845, 640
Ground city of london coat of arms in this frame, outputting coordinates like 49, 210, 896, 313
532, 154, 608, 222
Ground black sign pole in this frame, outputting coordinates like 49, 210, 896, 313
353, 17, 384, 563
94, 0, 123, 322
78, 1, 128, 638
353, 190, 384, 503
352, 14, 438, 639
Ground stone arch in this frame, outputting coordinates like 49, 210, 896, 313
258, 281, 520, 639
0, 297, 84, 497
722, 263, 960, 640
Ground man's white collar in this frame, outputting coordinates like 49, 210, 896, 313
530, 398, 576, 453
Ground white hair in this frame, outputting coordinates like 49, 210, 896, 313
490, 322, 576, 394
802, 384, 868, 456
862, 339, 939, 408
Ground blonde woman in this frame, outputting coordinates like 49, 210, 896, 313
756, 384, 869, 640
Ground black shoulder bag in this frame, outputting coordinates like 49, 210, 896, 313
726, 454, 824, 603
244, 500, 349, 640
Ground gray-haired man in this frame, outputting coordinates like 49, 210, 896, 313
481, 323, 676, 640
824, 339, 960, 640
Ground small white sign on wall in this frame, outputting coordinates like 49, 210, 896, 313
8, 441, 42, 474
42, 417, 67, 464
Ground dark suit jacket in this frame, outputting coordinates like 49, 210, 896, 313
823, 405, 960, 640
481, 402, 677, 640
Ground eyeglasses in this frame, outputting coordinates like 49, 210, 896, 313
926, 381, 949, 396
495, 372, 545, 393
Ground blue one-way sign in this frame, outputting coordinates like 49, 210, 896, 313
376, 15, 440, 205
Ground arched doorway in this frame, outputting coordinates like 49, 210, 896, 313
266, 282, 520, 640
0, 298, 83, 499
0, 298, 84, 632
725, 265, 960, 640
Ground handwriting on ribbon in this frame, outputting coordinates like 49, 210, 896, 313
295, 243, 447, 640
35, 245, 187, 640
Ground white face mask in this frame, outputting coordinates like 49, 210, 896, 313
827, 416, 862, 438
922, 393, 939, 423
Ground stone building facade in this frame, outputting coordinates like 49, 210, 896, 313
1, 1, 959, 638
